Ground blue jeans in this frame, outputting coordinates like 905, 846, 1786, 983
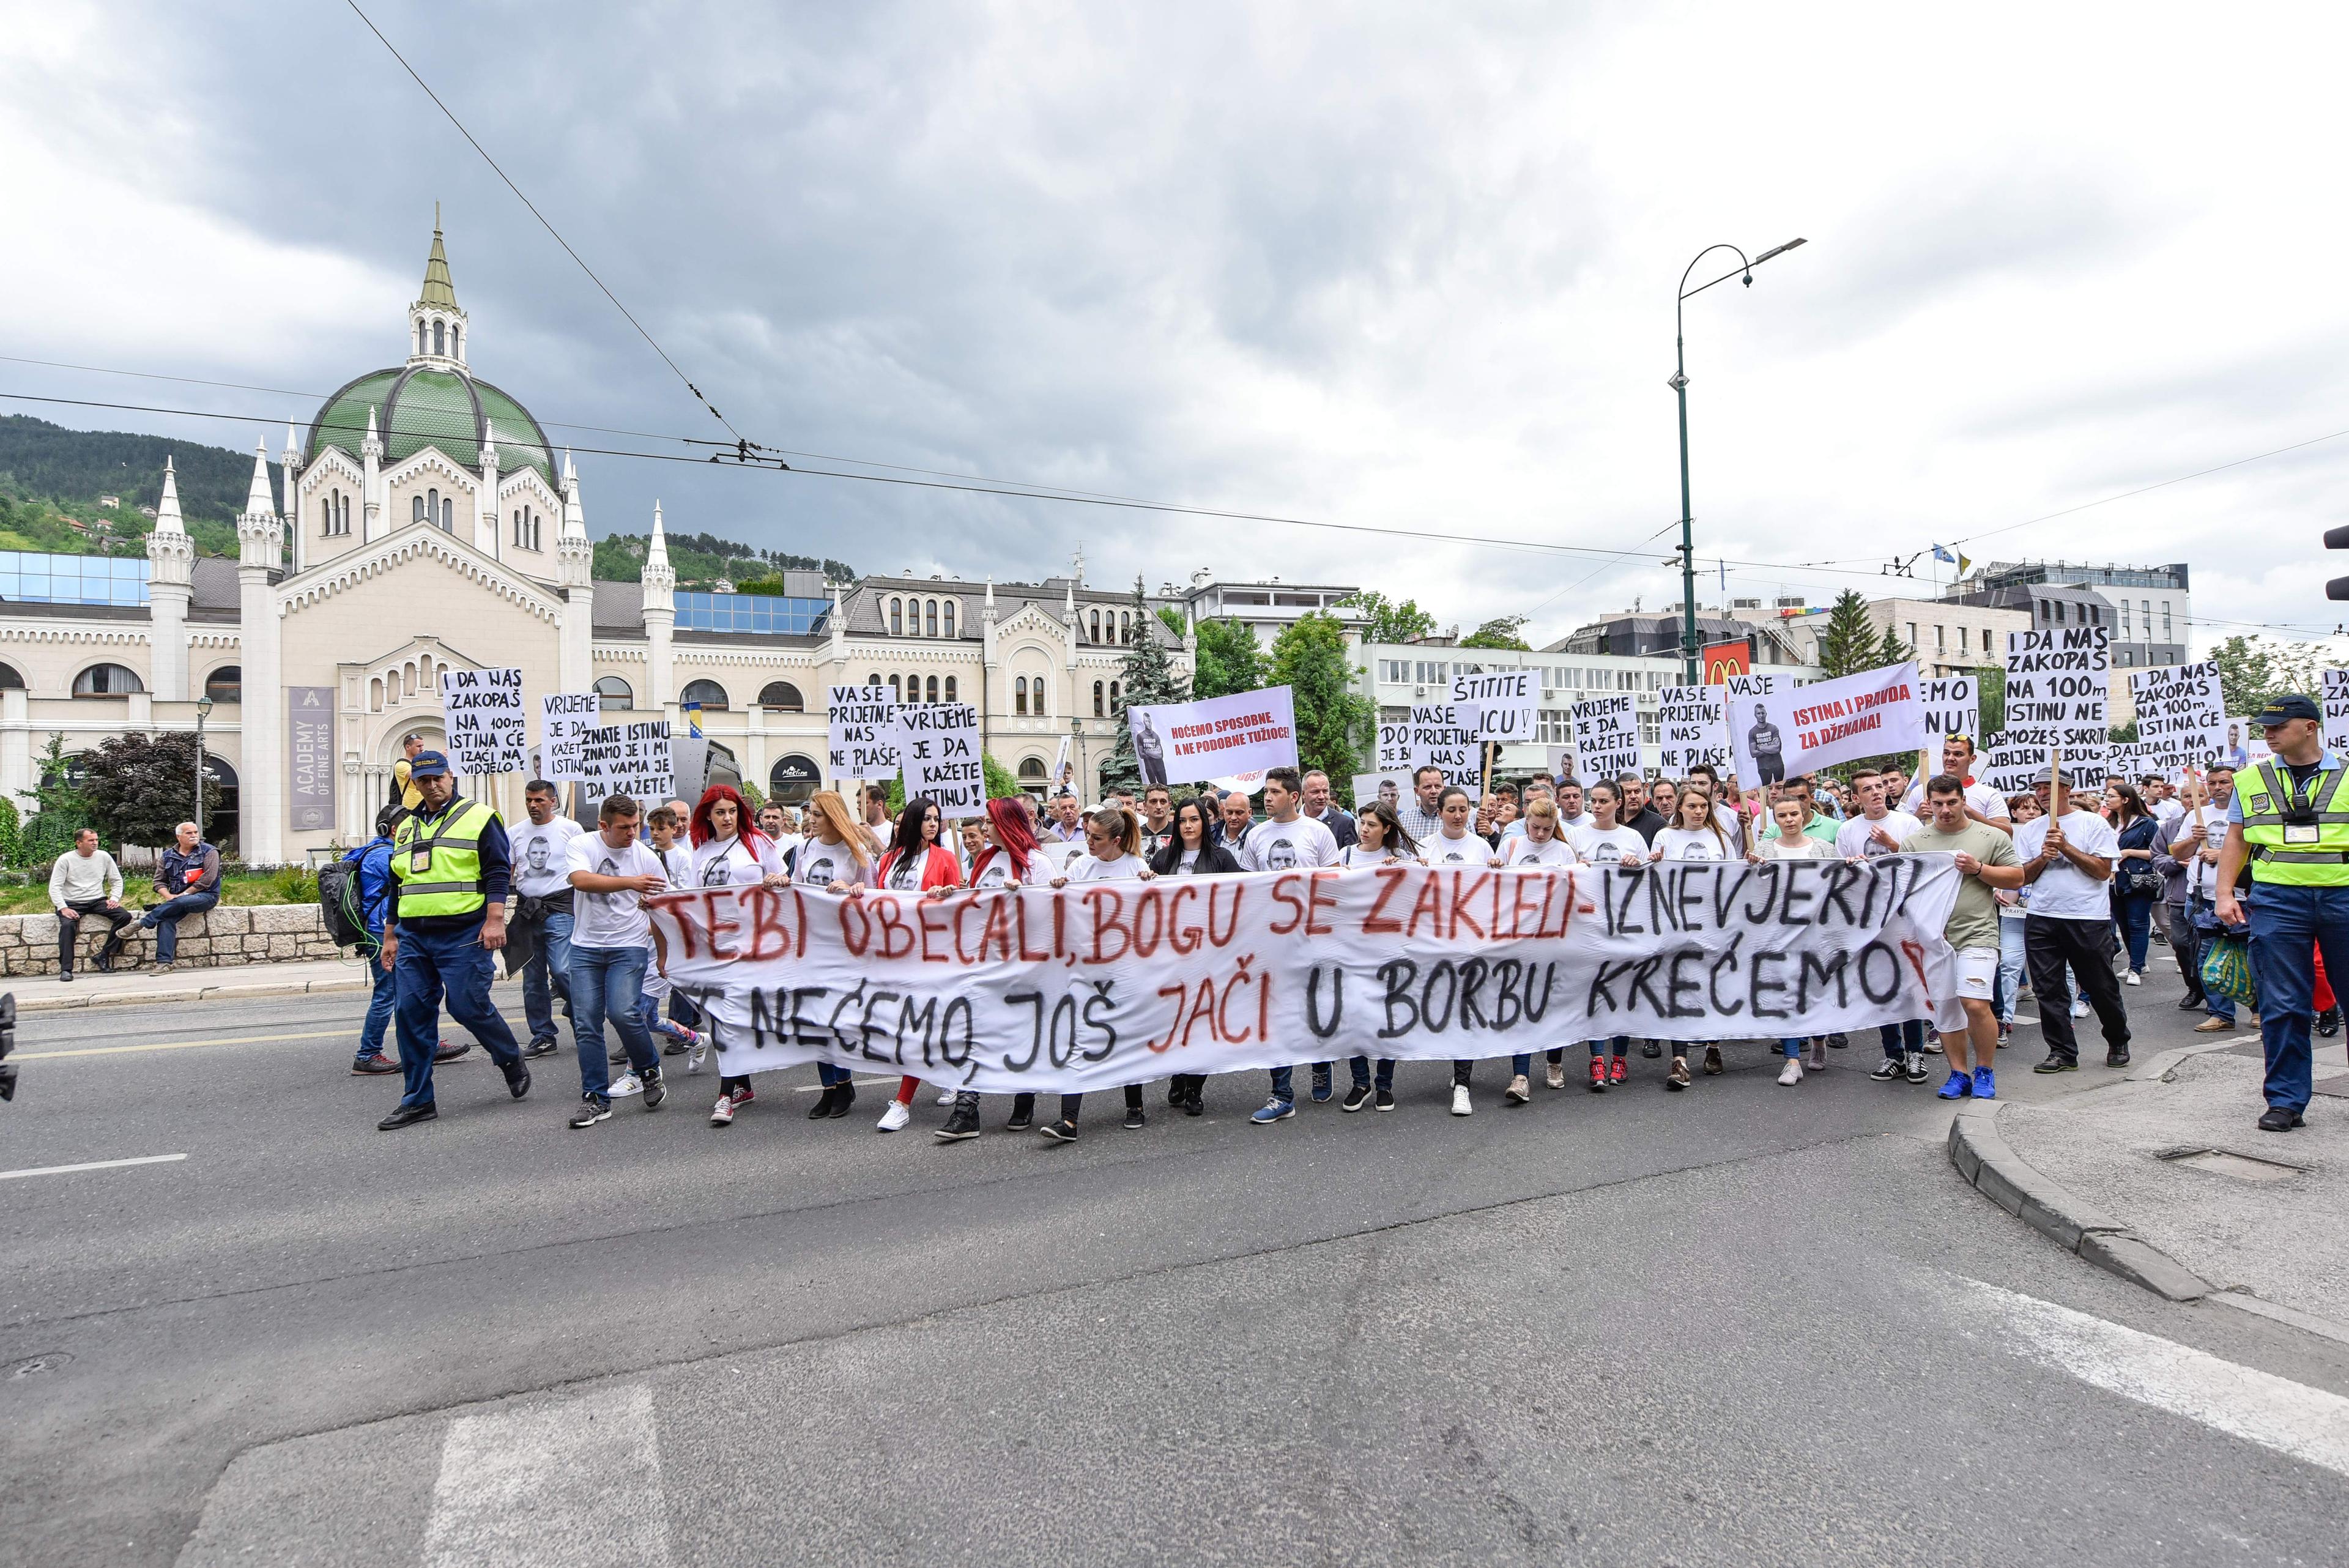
2246, 883, 2349, 1113
393, 921, 522, 1110
570, 943, 658, 1102
519, 908, 574, 1048
1348, 1055, 1395, 1089
357, 949, 398, 1061
1879, 1018, 1926, 1060
140, 890, 218, 962
1266, 1061, 1333, 1103
1995, 916, 2027, 1025
2113, 892, 2154, 974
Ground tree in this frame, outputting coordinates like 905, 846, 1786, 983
1270, 611, 1375, 791
1104, 576, 1192, 793
79, 729, 219, 853
1192, 617, 1269, 700
1459, 615, 1532, 652
18, 732, 95, 864
1976, 664, 2005, 737
880, 753, 1022, 816
1876, 622, 1912, 669
1337, 590, 1437, 645
2209, 633, 2329, 718
1814, 590, 1884, 678
1156, 605, 1189, 641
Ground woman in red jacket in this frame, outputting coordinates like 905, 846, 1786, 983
857, 797, 962, 1132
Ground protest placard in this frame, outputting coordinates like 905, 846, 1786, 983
1719, 671, 1788, 701
889, 702, 985, 811
1409, 702, 1482, 800
1657, 685, 1729, 775
827, 684, 899, 780
576, 719, 673, 800
2223, 717, 2271, 769
1571, 695, 1641, 785
2326, 671, 2349, 754
439, 666, 529, 776
1450, 669, 1537, 745
1375, 713, 1416, 774
1726, 663, 1924, 790
1918, 675, 1980, 744
540, 692, 599, 782
1352, 771, 1409, 814
2126, 660, 2225, 776
1126, 688, 1298, 786
1999, 628, 2109, 783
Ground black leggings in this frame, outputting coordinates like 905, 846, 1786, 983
1052, 1085, 1142, 1122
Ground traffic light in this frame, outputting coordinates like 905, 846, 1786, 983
2329, 524, 2349, 600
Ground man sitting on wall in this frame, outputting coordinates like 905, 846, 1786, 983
105, 820, 221, 974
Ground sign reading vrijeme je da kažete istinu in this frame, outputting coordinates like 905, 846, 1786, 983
647, 858, 1964, 1094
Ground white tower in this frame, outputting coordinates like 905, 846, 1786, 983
360, 406, 384, 540
280, 421, 304, 574
145, 455, 194, 703
555, 451, 596, 697
641, 501, 676, 709
236, 444, 286, 861
476, 417, 500, 557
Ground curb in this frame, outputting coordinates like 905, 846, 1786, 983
1946, 1099, 2214, 1302
13, 973, 371, 1013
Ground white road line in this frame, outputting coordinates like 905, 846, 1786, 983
1968, 1279, 2349, 1478
423, 1383, 672, 1568
0, 1152, 187, 1181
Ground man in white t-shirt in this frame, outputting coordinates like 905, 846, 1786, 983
2016, 774, 2129, 1072
2145, 776, 2184, 826
1899, 736, 2012, 835
1838, 769, 1929, 1080
1239, 767, 1343, 1122
1554, 778, 1594, 834
508, 779, 585, 1058
563, 794, 673, 1126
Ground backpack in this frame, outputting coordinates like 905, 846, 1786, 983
317, 853, 371, 949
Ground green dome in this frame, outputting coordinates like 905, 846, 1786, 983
308, 365, 558, 490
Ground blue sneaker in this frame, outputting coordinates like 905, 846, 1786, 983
1971, 1066, 1996, 1101
1935, 1069, 1972, 1100
1250, 1098, 1296, 1124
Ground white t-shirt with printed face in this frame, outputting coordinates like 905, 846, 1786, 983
1899, 779, 2010, 822
790, 837, 862, 888
968, 847, 1053, 890
2014, 809, 2122, 920
1836, 811, 1924, 861
1236, 815, 1341, 872
1342, 842, 1420, 868
692, 835, 782, 889
1653, 825, 1731, 863
2175, 804, 2225, 901
1063, 852, 1146, 883
510, 816, 583, 899
1557, 811, 1595, 834
1503, 834, 1577, 868
648, 840, 694, 892
566, 833, 665, 949
1568, 824, 1647, 867
1421, 828, 1485, 867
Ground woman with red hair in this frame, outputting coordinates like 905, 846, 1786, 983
688, 785, 787, 1126
850, 797, 964, 1132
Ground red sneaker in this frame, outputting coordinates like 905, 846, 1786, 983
1609, 1056, 1628, 1085
730, 1083, 754, 1105
1587, 1056, 1607, 1092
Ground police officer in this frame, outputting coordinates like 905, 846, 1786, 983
375, 750, 532, 1129
2215, 693, 2347, 1133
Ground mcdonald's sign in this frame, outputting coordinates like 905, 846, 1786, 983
1699, 639, 1752, 685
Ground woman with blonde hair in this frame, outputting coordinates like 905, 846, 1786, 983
769, 790, 876, 1124
1034, 804, 1155, 1142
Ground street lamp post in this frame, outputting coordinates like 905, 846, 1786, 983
1672, 237, 1806, 683
193, 694, 213, 833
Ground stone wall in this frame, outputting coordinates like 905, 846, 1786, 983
0, 904, 340, 975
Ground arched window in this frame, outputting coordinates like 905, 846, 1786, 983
1110, 680, 1121, 712
448, 324, 459, 359
203, 666, 242, 705
0, 661, 24, 689
926, 600, 938, 637
757, 682, 805, 711
1033, 679, 1047, 717
889, 674, 903, 702
1015, 675, 1028, 715
768, 753, 820, 806
440, 496, 453, 531
926, 675, 938, 703
867, 672, 881, 689
680, 679, 730, 712
73, 662, 145, 696
412, 495, 426, 524
593, 675, 633, 712
1093, 680, 1105, 717
943, 676, 956, 703
322, 497, 333, 535
432, 319, 445, 355
942, 601, 956, 639
1118, 612, 1128, 644
417, 321, 427, 355
905, 671, 921, 704
1089, 609, 1102, 643
889, 598, 903, 635
1019, 757, 1047, 781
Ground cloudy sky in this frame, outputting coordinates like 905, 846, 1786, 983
6, 1, 2347, 652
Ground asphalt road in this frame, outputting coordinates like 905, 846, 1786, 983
3, 956, 2344, 1567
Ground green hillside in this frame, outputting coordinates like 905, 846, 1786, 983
0, 414, 273, 559
593, 532, 855, 590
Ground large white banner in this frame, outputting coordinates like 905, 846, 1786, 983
1126, 687, 1299, 785
577, 719, 673, 801
1918, 676, 1981, 744
1572, 695, 1641, 784
1727, 663, 1925, 789
2126, 660, 2225, 776
2326, 671, 2349, 754
2002, 628, 2109, 782
1657, 685, 1729, 775
439, 666, 529, 776
1451, 669, 1537, 745
540, 692, 599, 782
648, 858, 1964, 1091
1409, 702, 1482, 800
891, 702, 985, 811
827, 684, 899, 781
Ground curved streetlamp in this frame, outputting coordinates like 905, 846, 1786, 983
1671, 237, 1806, 682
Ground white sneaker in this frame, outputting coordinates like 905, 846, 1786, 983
1545, 1062, 1567, 1090
1505, 1074, 1531, 1104
709, 1094, 734, 1125
1778, 1057, 1803, 1086
608, 1071, 643, 1098
686, 1038, 708, 1074
936, 1087, 956, 1105
2071, 997, 2091, 1018
1450, 1085, 1472, 1117
2124, 971, 2141, 986
877, 1099, 911, 1132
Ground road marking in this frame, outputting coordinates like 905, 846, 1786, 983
0, 1152, 187, 1181
423, 1383, 671, 1567
1969, 1280, 2349, 1477
17, 1016, 533, 1059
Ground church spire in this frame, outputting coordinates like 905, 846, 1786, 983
154, 454, 185, 536
243, 442, 276, 519
418, 201, 458, 308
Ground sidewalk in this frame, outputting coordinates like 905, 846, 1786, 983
1954, 1024, 2349, 1340
10, 954, 374, 1013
